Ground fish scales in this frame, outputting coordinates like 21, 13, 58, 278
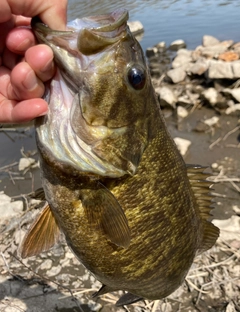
20, 9, 219, 306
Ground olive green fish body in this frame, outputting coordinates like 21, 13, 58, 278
22, 9, 219, 304
39, 110, 202, 300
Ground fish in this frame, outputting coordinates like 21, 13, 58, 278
20, 9, 219, 306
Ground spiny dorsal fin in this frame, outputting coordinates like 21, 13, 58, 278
187, 164, 219, 252
80, 186, 131, 248
20, 204, 60, 258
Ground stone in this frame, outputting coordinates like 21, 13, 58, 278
191, 46, 203, 61
202, 35, 220, 47
172, 54, 192, 69
169, 39, 186, 51
202, 88, 219, 106
177, 95, 195, 106
207, 60, 234, 79
146, 47, 158, 58
201, 44, 228, 58
47, 264, 62, 277
213, 216, 240, 241
173, 137, 191, 156
18, 157, 36, 171
176, 48, 192, 57
218, 51, 239, 62
225, 103, 240, 114
232, 205, 240, 215
226, 301, 237, 312
167, 67, 187, 83
0, 192, 23, 219
231, 60, 240, 78
220, 40, 234, 48
39, 259, 53, 271
177, 95, 191, 106
177, 106, 188, 118
223, 88, 240, 102
194, 121, 210, 132
155, 86, 177, 109
155, 41, 166, 51
128, 21, 144, 36
189, 58, 209, 75
203, 116, 219, 127
232, 42, 240, 54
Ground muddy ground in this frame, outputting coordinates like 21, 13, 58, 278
0, 85, 240, 311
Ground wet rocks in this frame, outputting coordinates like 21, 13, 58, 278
155, 86, 177, 109
202, 35, 220, 47
128, 20, 144, 36
0, 192, 23, 220
173, 137, 191, 156
169, 39, 186, 50
147, 35, 240, 114
167, 66, 187, 83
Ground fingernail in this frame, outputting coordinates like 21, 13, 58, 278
22, 71, 38, 90
16, 38, 32, 52
41, 57, 54, 73
37, 108, 48, 117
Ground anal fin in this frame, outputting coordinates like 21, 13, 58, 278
116, 292, 143, 306
20, 203, 60, 258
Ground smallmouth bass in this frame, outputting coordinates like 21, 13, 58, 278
21, 9, 219, 306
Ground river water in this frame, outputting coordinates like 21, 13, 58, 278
68, 0, 240, 51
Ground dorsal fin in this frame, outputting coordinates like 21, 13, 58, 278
187, 164, 219, 252
20, 204, 60, 258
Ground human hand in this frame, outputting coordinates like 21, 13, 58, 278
0, 0, 67, 123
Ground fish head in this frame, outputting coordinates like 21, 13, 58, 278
32, 9, 156, 178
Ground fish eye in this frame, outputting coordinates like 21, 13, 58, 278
127, 66, 146, 90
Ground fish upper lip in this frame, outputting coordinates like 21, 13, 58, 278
31, 9, 129, 40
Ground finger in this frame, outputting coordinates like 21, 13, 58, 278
0, 63, 44, 101
25, 45, 55, 82
2, 48, 21, 70
0, 19, 15, 55
6, 27, 36, 54
0, 96, 48, 123
0, 0, 67, 30
10, 62, 45, 100
14, 16, 31, 27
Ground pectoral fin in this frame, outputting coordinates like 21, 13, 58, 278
20, 204, 60, 258
80, 186, 131, 248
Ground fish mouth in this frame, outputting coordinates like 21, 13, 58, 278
33, 10, 137, 177
31, 9, 129, 93
31, 9, 129, 55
